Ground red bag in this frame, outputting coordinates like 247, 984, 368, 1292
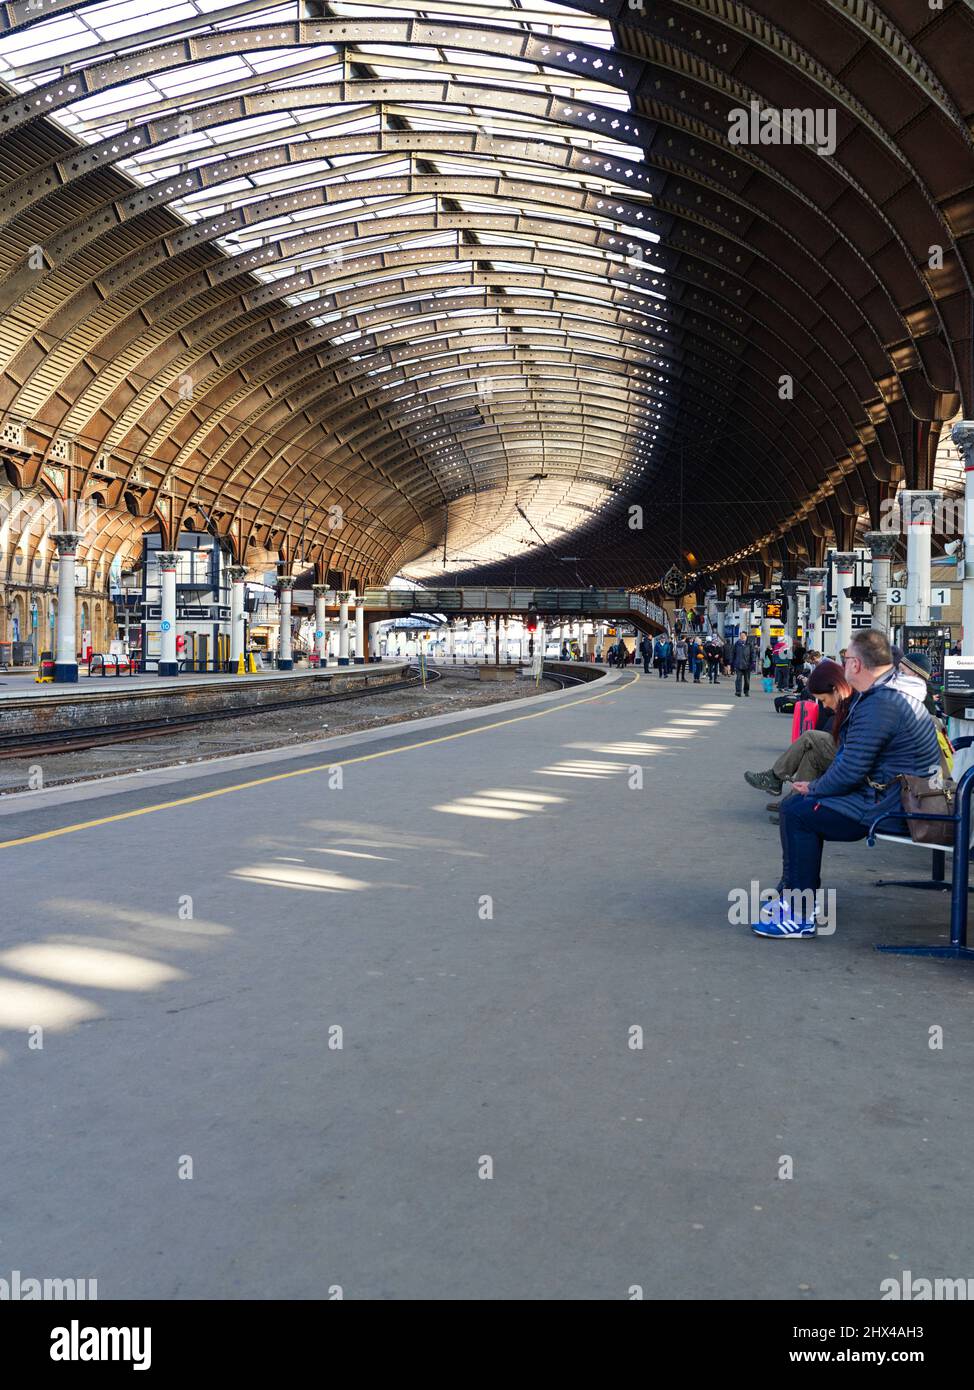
791, 699, 819, 742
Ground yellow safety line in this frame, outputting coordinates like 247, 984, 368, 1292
0, 673, 639, 850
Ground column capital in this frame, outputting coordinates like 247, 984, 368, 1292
52, 530, 82, 556
951, 420, 974, 466
156, 549, 180, 569
863, 531, 898, 558
228, 565, 248, 582
354, 593, 366, 607
780, 578, 800, 596
714, 599, 728, 612
897, 490, 941, 524
832, 551, 858, 568
337, 590, 352, 603
804, 567, 828, 584
276, 575, 296, 592
312, 583, 329, 597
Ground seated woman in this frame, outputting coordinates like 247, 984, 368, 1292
743, 660, 853, 818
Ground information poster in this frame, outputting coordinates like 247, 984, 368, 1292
900, 624, 951, 688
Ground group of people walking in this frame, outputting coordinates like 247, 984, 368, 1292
727, 633, 818, 699
637, 632, 727, 684
606, 640, 636, 666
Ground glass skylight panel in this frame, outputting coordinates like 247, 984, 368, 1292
0, 27, 88, 77
0, 0, 659, 572
100, 5, 199, 42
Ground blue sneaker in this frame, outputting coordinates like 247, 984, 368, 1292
751, 897, 817, 938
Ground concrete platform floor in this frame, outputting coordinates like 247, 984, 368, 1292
1, 670, 972, 1300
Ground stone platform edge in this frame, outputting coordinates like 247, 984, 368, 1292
0, 665, 412, 736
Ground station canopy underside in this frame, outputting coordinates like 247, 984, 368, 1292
0, 0, 972, 592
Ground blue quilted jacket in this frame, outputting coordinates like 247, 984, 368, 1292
806, 667, 940, 828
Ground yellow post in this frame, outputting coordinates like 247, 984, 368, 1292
247, 652, 257, 674
237, 652, 245, 675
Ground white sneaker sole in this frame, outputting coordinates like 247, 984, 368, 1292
751, 925, 817, 939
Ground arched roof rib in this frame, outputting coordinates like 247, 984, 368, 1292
0, 0, 971, 589
0, 6, 669, 569
442, 0, 974, 587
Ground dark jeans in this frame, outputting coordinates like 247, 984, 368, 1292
779, 795, 868, 891
775, 665, 791, 690
675, 659, 687, 681
706, 658, 720, 683
734, 669, 750, 695
642, 656, 651, 673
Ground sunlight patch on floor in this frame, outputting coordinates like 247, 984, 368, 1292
230, 864, 369, 893
0, 977, 102, 1032
0, 944, 184, 991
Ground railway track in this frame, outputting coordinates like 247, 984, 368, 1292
0, 662, 591, 762
0, 665, 443, 760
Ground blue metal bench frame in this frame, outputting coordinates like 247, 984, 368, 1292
866, 763, 974, 960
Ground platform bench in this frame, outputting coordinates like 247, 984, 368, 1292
866, 780, 974, 958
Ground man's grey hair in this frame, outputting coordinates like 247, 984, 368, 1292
848, 629, 893, 669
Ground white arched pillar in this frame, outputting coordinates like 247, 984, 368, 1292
52, 531, 82, 682
337, 591, 351, 665
277, 576, 295, 670
157, 548, 179, 677
805, 569, 827, 656
354, 596, 366, 664
898, 491, 941, 626
864, 533, 897, 637
229, 565, 247, 670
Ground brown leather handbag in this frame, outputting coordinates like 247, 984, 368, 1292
898, 771, 955, 847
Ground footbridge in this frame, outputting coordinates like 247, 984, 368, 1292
359, 588, 668, 635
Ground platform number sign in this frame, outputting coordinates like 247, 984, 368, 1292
886, 586, 950, 607
160, 620, 171, 631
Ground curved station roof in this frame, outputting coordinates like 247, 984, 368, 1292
0, 0, 972, 593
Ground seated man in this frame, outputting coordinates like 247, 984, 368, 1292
753, 629, 940, 939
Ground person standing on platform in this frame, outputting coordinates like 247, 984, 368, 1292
791, 638, 806, 688
722, 632, 734, 677
773, 639, 792, 691
639, 634, 653, 674
654, 634, 667, 677
689, 634, 705, 683
732, 632, 754, 697
704, 633, 722, 684
673, 633, 689, 682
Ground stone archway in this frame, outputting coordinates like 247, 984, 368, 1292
10, 593, 24, 647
